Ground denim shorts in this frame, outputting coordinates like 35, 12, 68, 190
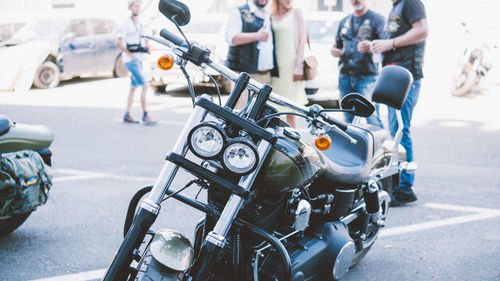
125, 59, 147, 88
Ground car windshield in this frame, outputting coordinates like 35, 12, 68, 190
0, 22, 26, 42
306, 19, 339, 44
181, 21, 223, 34
5, 20, 67, 45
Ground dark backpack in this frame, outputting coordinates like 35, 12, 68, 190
0, 150, 52, 216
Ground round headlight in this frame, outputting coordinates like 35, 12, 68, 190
188, 123, 225, 159
222, 139, 258, 175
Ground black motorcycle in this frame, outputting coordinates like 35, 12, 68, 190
102, 1, 413, 280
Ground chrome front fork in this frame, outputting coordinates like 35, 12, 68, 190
206, 139, 273, 248
140, 97, 209, 215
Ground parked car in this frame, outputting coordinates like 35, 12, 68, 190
144, 15, 230, 93
304, 12, 344, 108
0, 17, 127, 91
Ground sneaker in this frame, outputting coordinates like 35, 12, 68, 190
123, 115, 139, 124
389, 190, 418, 207
142, 115, 157, 126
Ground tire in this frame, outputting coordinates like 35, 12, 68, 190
0, 212, 31, 237
451, 66, 477, 97
135, 251, 183, 281
33, 61, 60, 89
113, 54, 129, 78
151, 85, 167, 93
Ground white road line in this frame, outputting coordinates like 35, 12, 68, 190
30, 269, 105, 281
53, 168, 156, 183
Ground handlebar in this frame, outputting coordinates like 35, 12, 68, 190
159, 29, 188, 48
148, 31, 350, 133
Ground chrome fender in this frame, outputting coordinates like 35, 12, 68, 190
149, 229, 194, 271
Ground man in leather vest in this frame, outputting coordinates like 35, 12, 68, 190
225, 0, 274, 108
330, 0, 385, 127
370, 0, 428, 206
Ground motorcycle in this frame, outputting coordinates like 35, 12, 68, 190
451, 22, 494, 97
0, 114, 54, 236
103, 1, 414, 280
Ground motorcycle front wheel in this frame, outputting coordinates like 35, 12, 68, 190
451, 66, 477, 97
0, 212, 32, 237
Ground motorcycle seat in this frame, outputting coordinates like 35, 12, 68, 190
320, 125, 375, 185
357, 124, 390, 153
0, 115, 12, 136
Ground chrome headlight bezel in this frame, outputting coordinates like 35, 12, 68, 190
222, 138, 259, 175
188, 122, 226, 159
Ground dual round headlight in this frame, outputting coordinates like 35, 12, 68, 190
188, 123, 258, 175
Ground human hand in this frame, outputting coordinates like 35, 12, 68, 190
330, 46, 343, 57
293, 64, 303, 81
257, 27, 269, 42
370, 39, 393, 54
357, 40, 371, 53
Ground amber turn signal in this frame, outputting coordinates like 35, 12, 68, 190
315, 135, 331, 151
157, 55, 174, 70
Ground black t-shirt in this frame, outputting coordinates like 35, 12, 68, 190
383, 0, 426, 79
335, 10, 385, 76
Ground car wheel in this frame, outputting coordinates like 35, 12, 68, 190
33, 61, 60, 89
113, 54, 128, 78
151, 85, 167, 93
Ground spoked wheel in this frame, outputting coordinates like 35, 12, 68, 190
351, 190, 390, 266
0, 212, 32, 237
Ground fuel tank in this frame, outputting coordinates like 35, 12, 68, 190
255, 127, 326, 192
0, 115, 54, 153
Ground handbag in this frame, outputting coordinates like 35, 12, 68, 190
303, 55, 318, 81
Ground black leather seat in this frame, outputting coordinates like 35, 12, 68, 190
320, 125, 374, 185
0, 114, 12, 136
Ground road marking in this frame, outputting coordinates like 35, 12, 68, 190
30, 269, 105, 281
380, 203, 500, 237
54, 168, 156, 183
36, 170, 500, 281
111, 118, 186, 125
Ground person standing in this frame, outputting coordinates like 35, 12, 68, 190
270, 0, 308, 127
225, 0, 274, 109
370, 0, 428, 206
330, 0, 385, 127
116, 0, 156, 125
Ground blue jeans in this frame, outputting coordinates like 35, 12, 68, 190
338, 74, 383, 128
125, 59, 147, 89
387, 79, 421, 191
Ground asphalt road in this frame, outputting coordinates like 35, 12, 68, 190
0, 75, 499, 281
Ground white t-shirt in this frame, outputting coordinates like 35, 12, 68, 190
117, 17, 144, 63
224, 1, 274, 72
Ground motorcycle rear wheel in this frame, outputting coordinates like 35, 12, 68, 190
0, 212, 32, 237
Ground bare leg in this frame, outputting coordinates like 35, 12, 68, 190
140, 86, 148, 113
126, 88, 135, 113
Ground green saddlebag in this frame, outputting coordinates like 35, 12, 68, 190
0, 150, 52, 216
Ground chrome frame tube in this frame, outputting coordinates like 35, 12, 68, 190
140, 99, 209, 213
209, 139, 272, 241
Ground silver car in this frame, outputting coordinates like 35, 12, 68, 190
145, 15, 229, 93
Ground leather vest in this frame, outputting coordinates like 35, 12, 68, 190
225, 4, 264, 74
338, 10, 379, 76
383, 0, 426, 79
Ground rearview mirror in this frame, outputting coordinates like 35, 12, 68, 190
158, 0, 191, 26
340, 93, 375, 118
